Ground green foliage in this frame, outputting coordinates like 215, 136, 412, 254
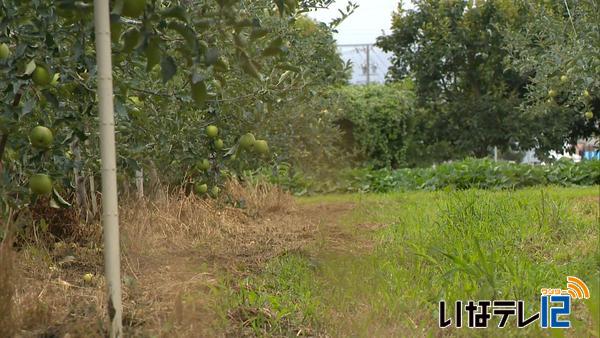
368, 188, 598, 335
217, 188, 599, 335
0, 0, 348, 220
257, 158, 600, 195
289, 16, 351, 86
214, 253, 320, 336
377, 0, 530, 159
243, 162, 319, 195
333, 83, 416, 168
378, 0, 598, 159
504, 0, 599, 153
347, 158, 600, 193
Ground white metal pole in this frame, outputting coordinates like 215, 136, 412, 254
135, 169, 144, 199
93, 0, 123, 336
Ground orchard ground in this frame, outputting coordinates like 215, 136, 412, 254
1, 185, 599, 337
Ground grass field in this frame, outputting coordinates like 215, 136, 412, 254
218, 187, 599, 337
2, 186, 598, 336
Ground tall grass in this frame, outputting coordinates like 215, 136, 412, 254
220, 187, 599, 336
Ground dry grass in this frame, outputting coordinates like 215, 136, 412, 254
225, 180, 295, 217
1, 233, 16, 338
5, 180, 318, 337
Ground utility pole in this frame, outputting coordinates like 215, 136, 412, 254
365, 44, 370, 84
338, 43, 375, 85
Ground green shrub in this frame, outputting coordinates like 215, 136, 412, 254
257, 158, 600, 195
333, 83, 417, 169
348, 159, 599, 193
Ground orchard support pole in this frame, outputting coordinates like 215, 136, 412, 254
93, 0, 123, 336
135, 169, 144, 199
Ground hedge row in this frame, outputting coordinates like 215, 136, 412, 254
259, 158, 600, 194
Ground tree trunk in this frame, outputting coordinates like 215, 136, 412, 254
135, 169, 144, 199
72, 139, 91, 222
89, 175, 98, 217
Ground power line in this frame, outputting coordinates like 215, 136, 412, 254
338, 43, 391, 84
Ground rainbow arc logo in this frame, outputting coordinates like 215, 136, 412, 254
564, 276, 590, 300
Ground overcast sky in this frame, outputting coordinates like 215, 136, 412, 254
308, 1, 409, 84
308, 0, 405, 45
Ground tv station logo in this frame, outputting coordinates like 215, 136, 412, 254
439, 276, 590, 329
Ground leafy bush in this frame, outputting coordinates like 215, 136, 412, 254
344, 158, 600, 193
333, 83, 417, 168
258, 158, 600, 195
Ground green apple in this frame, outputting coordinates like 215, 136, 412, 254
239, 133, 255, 150
29, 126, 54, 149
585, 111, 594, 120
253, 140, 269, 155
197, 159, 210, 171
206, 125, 219, 138
194, 182, 208, 194
32, 66, 52, 86
583, 90, 590, 98
560, 75, 568, 83
29, 174, 52, 195
214, 139, 224, 150
548, 89, 557, 98
0, 43, 9, 59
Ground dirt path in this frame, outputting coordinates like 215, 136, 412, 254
121, 200, 373, 336
7, 195, 371, 337
118, 199, 357, 336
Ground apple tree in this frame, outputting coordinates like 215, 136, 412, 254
504, 0, 599, 154
0, 0, 350, 236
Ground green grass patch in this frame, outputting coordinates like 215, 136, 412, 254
217, 187, 599, 336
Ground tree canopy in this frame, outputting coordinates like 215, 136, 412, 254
377, 0, 598, 162
504, 0, 599, 154
0, 0, 350, 220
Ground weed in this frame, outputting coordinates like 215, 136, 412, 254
220, 187, 599, 336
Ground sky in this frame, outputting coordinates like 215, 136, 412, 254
308, 1, 408, 84
308, 0, 401, 45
